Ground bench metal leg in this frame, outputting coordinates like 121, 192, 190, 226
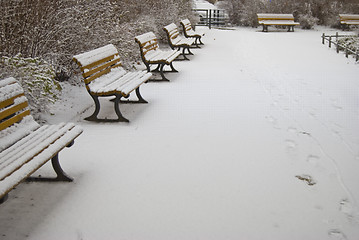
169, 62, 178, 72
113, 95, 130, 122
120, 87, 148, 104
86, 93, 129, 122
85, 94, 101, 121
198, 37, 204, 45
0, 194, 9, 204
27, 141, 75, 182
177, 48, 190, 61
159, 64, 170, 82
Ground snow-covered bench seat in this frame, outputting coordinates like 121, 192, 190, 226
135, 32, 181, 82
163, 23, 196, 60
339, 14, 359, 29
73, 44, 152, 122
0, 77, 83, 204
180, 19, 204, 47
257, 14, 300, 32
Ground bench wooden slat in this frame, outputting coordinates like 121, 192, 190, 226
82, 55, 121, 79
0, 123, 77, 181
73, 44, 118, 67
0, 125, 82, 198
0, 124, 65, 169
0, 110, 31, 132
0, 101, 28, 121
84, 62, 122, 85
0, 93, 25, 110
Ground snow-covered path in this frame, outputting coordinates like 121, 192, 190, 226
1, 27, 359, 240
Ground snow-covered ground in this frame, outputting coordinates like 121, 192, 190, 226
1, 26, 359, 240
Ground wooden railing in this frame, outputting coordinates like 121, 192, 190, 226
322, 32, 359, 61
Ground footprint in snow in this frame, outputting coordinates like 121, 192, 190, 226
307, 155, 320, 166
339, 199, 358, 222
328, 229, 347, 240
287, 127, 297, 133
265, 116, 281, 130
285, 139, 297, 149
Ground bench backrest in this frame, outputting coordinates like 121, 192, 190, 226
339, 14, 359, 21
73, 44, 122, 89
164, 23, 181, 42
257, 14, 295, 21
180, 19, 193, 32
0, 78, 31, 132
135, 32, 160, 61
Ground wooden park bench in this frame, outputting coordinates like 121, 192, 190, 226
73, 44, 152, 122
257, 14, 300, 32
135, 32, 181, 82
163, 23, 196, 60
0, 77, 83, 204
180, 19, 204, 47
339, 14, 359, 30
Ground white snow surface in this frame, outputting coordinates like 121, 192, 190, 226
1, 26, 359, 240
194, 0, 217, 9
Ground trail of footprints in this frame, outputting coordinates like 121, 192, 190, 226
265, 115, 356, 238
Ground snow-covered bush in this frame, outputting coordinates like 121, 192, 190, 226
0, 54, 61, 116
337, 37, 359, 53
0, 0, 195, 83
298, 14, 319, 29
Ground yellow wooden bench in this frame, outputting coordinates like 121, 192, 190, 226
0, 77, 83, 204
180, 19, 204, 47
163, 23, 196, 60
257, 14, 300, 32
135, 32, 181, 82
73, 44, 152, 122
339, 14, 359, 30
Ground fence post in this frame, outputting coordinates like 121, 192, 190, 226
322, 33, 325, 44
209, 9, 212, 29
336, 32, 338, 42
345, 46, 349, 58
356, 49, 359, 61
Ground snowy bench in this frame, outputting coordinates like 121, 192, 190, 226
180, 19, 204, 47
163, 23, 196, 60
135, 32, 181, 82
0, 77, 83, 204
339, 14, 359, 30
257, 14, 300, 32
73, 44, 152, 122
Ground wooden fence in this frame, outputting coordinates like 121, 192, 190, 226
321, 32, 359, 61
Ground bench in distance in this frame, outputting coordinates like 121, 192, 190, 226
257, 14, 300, 32
180, 19, 204, 47
164, 23, 196, 60
135, 32, 181, 82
